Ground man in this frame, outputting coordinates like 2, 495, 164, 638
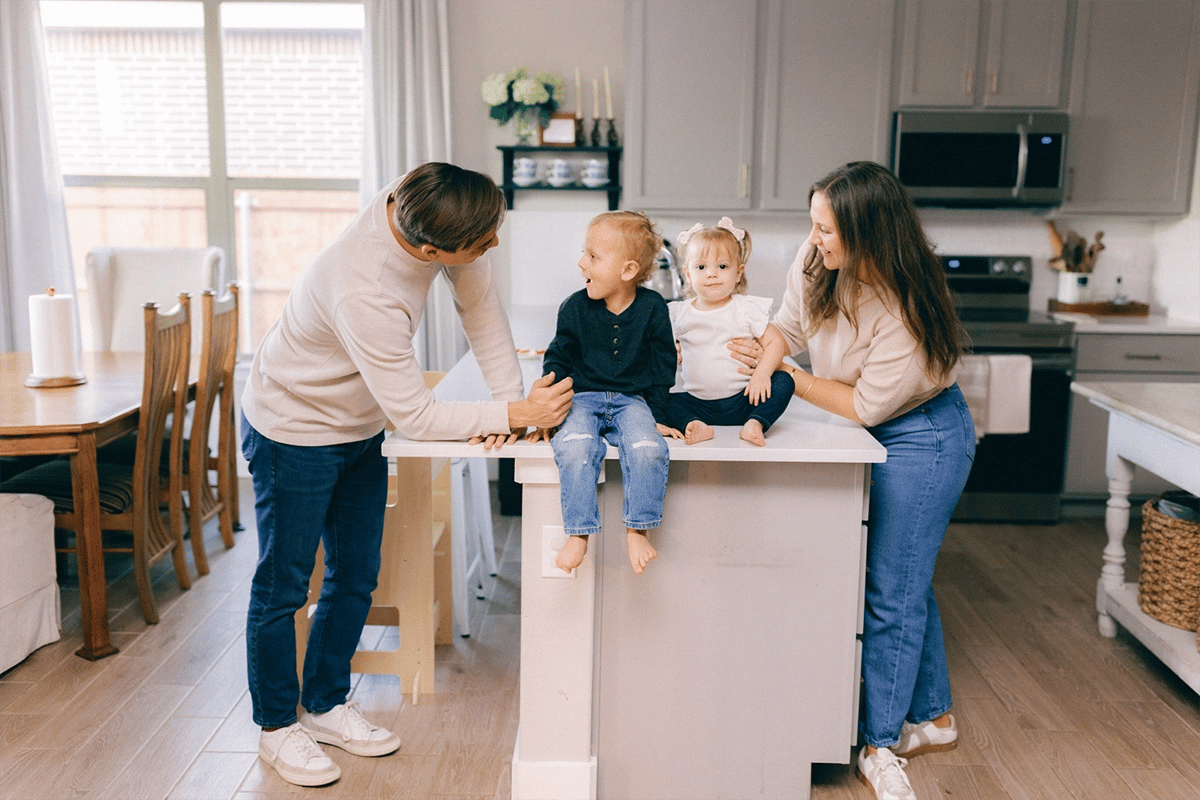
241, 162, 572, 786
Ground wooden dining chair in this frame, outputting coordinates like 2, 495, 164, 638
0, 296, 194, 624
185, 285, 239, 575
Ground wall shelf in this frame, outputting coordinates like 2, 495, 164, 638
497, 145, 622, 210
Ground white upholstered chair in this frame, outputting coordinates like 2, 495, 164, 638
85, 246, 227, 353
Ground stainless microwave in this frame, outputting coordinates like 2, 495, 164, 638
891, 111, 1069, 207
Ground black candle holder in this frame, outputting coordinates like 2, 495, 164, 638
590, 118, 601, 146
606, 118, 619, 147
574, 117, 586, 147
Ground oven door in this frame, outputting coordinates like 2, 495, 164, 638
953, 350, 1074, 522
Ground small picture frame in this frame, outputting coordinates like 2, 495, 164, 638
540, 112, 577, 146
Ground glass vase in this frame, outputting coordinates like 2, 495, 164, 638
514, 111, 534, 145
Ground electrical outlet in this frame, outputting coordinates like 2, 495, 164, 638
542, 525, 574, 579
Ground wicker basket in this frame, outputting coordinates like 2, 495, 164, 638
1137, 492, 1200, 632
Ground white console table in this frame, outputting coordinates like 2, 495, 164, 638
1071, 381, 1200, 693
383, 352, 885, 800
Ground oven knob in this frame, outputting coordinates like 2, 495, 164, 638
1011, 259, 1029, 275
991, 259, 1009, 275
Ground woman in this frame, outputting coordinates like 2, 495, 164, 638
735, 161, 975, 800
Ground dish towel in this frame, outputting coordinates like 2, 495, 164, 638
957, 354, 1033, 441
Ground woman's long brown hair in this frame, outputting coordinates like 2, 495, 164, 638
803, 161, 965, 379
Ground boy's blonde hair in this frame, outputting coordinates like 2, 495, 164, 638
590, 210, 662, 285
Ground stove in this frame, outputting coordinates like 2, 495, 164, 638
941, 254, 1076, 522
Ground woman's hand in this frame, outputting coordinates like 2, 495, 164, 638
728, 337, 764, 375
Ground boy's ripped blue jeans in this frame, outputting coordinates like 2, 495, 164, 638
551, 391, 669, 537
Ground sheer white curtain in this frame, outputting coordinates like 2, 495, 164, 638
362, 0, 463, 371
0, 0, 75, 352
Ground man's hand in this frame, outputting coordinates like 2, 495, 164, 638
509, 372, 573, 430
525, 426, 555, 443
469, 432, 520, 450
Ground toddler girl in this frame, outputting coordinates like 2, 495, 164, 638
667, 217, 794, 446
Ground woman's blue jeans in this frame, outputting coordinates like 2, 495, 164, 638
241, 414, 387, 728
860, 384, 975, 749
551, 391, 669, 536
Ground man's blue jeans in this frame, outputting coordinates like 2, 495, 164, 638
551, 391, 669, 536
241, 414, 387, 728
859, 384, 975, 749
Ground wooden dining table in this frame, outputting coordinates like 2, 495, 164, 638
1, 350, 153, 659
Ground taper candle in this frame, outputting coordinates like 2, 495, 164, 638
593, 78, 600, 119
604, 65, 613, 119
575, 66, 582, 118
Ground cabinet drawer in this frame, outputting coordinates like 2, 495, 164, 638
1076, 334, 1200, 374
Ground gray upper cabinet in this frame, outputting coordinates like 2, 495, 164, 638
624, 0, 758, 210
626, 0, 893, 212
1060, 0, 1200, 216
759, 0, 894, 210
896, 0, 1069, 108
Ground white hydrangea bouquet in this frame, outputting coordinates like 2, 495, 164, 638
481, 67, 563, 143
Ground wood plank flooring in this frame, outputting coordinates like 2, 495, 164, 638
3, 480, 1199, 799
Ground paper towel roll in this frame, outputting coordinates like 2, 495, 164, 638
28, 288, 85, 384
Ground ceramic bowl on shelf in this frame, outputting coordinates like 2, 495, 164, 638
582, 176, 608, 188
513, 174, 538, 187
547, 175, 574, 188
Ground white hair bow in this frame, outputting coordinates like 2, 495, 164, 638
717, 216, 746, 242
675, 222, 705, 249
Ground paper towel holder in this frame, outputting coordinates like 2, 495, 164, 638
25, 375, 88, 388
25, 287, 87, 388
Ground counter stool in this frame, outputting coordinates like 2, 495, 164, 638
294, 373, 454, 700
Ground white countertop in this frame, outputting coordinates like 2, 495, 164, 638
1052, 312, 1200, 335
1070, 381, 1200, 446
382, 349, 886, 465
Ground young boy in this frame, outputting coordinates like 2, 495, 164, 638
528, 211, 683, 574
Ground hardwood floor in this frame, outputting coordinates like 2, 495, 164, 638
2, 480, 1199, 799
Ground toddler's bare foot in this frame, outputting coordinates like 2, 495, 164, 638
556, 535, 588, 573
684, 420, 714, 445
739, 419, 766, 446
627, 529, 657, 574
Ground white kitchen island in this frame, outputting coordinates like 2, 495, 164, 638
382, 353, 885, 800
1070, 381, 1200, 693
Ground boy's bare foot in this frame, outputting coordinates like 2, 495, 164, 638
627, 529, 657, 574
684, 420, 714, 445
556, 535, 588, 573
739, 419, 765, 446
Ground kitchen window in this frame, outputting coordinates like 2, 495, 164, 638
41, 0, 364, 353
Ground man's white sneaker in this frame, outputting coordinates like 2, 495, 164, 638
300, 700, 402, 757
894, 714, 958, 758
259, 722, 341, 786
857, 746, 918, 800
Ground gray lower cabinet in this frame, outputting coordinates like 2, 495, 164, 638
1064, 332, 1200, 499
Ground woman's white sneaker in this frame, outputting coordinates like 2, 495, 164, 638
857, 746, 918, 800
300, 700, 402, 757
259, 722, 341, 786
894, 714, 958, 758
